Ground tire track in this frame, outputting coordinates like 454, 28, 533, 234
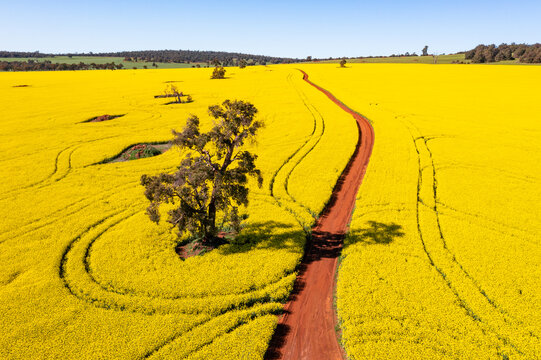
145, 307, 280, 359
0, 135, 121, 201
283, 74, 326, 219
0, 180, 140, 244
437, 201, 539, 246
59, 205, 294, 314
0, 145, 75, 200
403, 120, 537, 356
268, 72, 326, 229
84, 219, 296, 300
56, 203, 291, 358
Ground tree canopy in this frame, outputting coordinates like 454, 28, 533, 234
140, 100, 263, 246
211, 66, 226, 79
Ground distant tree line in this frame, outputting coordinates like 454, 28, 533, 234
0, 50, 300, 66
332, 52, 422, 61
0, 60, 124, 71
0, 51, 48, 58
388, 52, 419, 57
464, 43, 541, 63
91, 50, 299, 65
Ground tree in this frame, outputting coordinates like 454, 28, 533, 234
472, 50, 485, 63
340, 58, 347, 67
239, 59, 247, 68
483, 44, 496, 63
513, 45, 528, 58
165, 84, 183, 103
140, 100, 264, 246
211, 65, 226, 79
519, 44, 541, 63
422, 45, 428, 56
306, 56, 312, 61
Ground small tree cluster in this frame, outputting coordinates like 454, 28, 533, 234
517, 44, 541, 63
211, 66, 226, 79
464, 43, 541, 63
141, 100, 263, 246
340, 58, 347, 67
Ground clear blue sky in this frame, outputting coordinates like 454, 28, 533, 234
1, 0, 540, 58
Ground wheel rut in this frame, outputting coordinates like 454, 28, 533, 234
265, 70, 375, 360
402, 119, 536, 356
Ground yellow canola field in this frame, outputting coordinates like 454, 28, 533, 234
298, 63, 541, 359
0, 66, 357, 359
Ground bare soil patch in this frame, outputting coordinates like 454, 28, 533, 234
175, 233, 230, 260
153, 94, 179, 98
83, 114, 125, 123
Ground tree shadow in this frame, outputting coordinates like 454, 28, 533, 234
264, 323, 291, 359
345, 221, 405, 248
261, 228, 346, 360
246, 220, 404, 359
218, 221, 306, 255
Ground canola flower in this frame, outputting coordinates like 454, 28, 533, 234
297, 63, 541, 359
0, 66, 356, 359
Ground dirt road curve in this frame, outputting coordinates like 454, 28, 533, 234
264, 70, 375, 360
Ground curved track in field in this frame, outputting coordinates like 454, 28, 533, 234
265, 70, 375, 360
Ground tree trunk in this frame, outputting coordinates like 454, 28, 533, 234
206, 199, 217, 243
205, 171, 222, 245
204, 142, 235, 246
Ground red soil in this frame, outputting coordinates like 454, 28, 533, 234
90, 114, 112, 122
264, 70, 375, 360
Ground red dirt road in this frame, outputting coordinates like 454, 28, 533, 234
264, 70, 375, 360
